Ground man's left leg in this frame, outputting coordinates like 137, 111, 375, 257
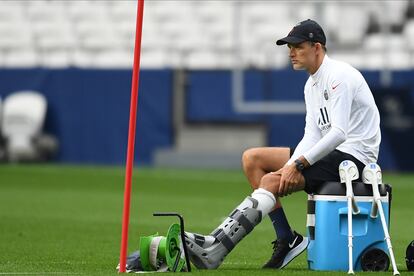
259, 172, 309, 269
242, 147, 296, 247
242, 147, 305, 268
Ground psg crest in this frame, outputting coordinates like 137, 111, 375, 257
324, 90, 329, 100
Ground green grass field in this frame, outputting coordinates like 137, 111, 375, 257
0, 164, 413, 275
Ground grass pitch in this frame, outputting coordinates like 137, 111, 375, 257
0, 164, 413, 275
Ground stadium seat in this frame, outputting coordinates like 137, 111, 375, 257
72, 49, 94, 68
325, 3, 369, 45
388, 51, 412, 69
2, 49, 39, 68
140, 49, 169, 69
109, 0, 137, 21
40, 50, 71, 68
364, 33, 387, 51
67, 1, 108, 23
0, 3, 24, 23
330, 51, 367, 69
0, 23, 34, 51
92, 50, 133, 69
363, 52, 385, 70
26, 1, 66, 22
2, 91, 50, 162
403, 19, 414, 50
385, 0, 409, 27
184, 49, 235, 69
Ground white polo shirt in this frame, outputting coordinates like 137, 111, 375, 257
288, 55, 381, 166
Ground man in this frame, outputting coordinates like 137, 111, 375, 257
185, 19, 381, 270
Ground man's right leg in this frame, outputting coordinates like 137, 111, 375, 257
185, 188, 276, 269
184, 147, 294, 269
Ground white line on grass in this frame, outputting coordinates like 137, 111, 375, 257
0, 273, 80, 275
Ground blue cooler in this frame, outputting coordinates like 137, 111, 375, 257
307, 181, 392, 271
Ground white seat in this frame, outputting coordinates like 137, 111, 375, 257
327, 4, 369, 45
387, 34, 406, 49
73, 20, 114, 38
194, 2, 234, 23
291, 4, 316, 23
80, 33, 123, 51
26, 1, 66, 22
2, 49, 39, 68
243, 2, 288, 25
153, 1, 193, 22
40, 50, 71, 68
74, 21, 122, 51
364, 33, 387, 51
67, 1, 108, 22
387, 51, 412, 70
108, 1, 137, 22
384, 0, 409, 26
0, 23, 34, 50
361, 52, 385, 70
2, 91, 47, 161
141, 49, 169, 69
72, 49, 94, 68
403, 20, 414, 50
0, 3, 24, 23
92, 50, 133, 68
184, 50, 235, 69
37, 33, 78, 51
330, 51, 367, 69
34, 21, 77, 51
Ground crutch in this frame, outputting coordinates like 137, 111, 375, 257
363, 163, 399, 275
339, 160, 360, 274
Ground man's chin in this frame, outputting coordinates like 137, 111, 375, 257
292, 64, 305, 71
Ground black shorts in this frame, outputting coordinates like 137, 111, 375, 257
289, 148, 365, 194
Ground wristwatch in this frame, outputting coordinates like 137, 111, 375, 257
294, 159, 305, 172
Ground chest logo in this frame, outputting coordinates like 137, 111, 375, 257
324, 89, 329, 100
318, 107, 330, 127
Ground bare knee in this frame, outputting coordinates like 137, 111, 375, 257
259, 173, 281, 195
242, 148, 262, 173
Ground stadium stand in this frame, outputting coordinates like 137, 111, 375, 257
0, 1, 413, 170
0, 0, 413, 69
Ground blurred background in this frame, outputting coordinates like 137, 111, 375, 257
0, 0, 413, 171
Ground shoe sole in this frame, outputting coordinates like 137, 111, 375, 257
279, 236, 309, 269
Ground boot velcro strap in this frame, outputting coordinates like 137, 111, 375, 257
211, 229, 235, 252
231, 209, 254, 234
193, 234, 205, 247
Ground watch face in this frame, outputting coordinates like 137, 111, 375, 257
295, 160, 304, 171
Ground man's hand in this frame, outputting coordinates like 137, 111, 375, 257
277, 163, 303, 197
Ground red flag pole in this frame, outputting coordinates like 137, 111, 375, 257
119, 0, 145, 273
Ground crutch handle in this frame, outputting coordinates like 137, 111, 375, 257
370, 200, 378, 218
351, 198, 360, 215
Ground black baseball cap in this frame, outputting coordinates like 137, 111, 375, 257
276, 19, 326, 46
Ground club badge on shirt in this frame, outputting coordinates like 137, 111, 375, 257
324, 89, 329, 100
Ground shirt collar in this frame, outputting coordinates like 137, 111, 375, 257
310, 54, 329, 84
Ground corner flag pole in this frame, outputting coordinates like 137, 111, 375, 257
119, 0, 145, 273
